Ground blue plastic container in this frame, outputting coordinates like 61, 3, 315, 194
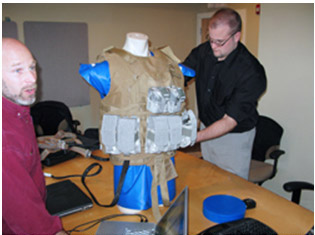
203, 194, 246, 223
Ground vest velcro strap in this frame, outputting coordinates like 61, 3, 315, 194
37, 130, 82, 150
40, 149, 53, 160
148, 154, 178, 221
69, 146, 92, 158
37, 130, 95, 159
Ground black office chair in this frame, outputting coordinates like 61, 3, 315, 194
283, 181, 314, 204
284, 181, 315, 235
248, 115, 285, 185
30, 100, 81, 136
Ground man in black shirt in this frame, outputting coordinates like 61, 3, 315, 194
183, 8, 266, 179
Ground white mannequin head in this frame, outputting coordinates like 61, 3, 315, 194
122, 32, 150, 57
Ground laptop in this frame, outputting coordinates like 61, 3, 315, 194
96, 186, 188, 235
46, 180, 93, 217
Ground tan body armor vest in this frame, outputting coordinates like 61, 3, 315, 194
98, 47, 189, 164
96, 47, 196, 219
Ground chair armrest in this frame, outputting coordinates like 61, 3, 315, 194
269, 149, 285, 160
283, 181, 314, 192
267, 149, 285, 181
283, 181, 314, 204
73, 120, 81, 126
72, 120, 81, 134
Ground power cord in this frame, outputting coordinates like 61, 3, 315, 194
44, 162, 102, 180
66, 213, 149, 234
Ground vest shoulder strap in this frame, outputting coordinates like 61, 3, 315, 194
158, 46, 181, 64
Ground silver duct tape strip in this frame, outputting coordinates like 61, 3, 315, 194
145, 110, 197, 153
101, 110, 197, 155
101, 114, 140, 155
147, 86, 186, 113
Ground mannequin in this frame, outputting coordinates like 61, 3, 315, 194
119, 32, 153, 214
79, 32, 196, 219
118, 32, 177, 215
122, 32, 150, 57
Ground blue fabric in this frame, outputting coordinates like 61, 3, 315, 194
114, 157, 176, 210
178, 63, 196, 77
79, 61, 111, 99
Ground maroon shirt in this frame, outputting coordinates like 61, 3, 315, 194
2, 97, 63, 234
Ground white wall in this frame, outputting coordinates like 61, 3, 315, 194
258, 3, 314, 211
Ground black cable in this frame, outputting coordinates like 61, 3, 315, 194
49, 163, 102, 180
90, 154, 109, 162
81, 160, 130, 207
66, 213, 149, 234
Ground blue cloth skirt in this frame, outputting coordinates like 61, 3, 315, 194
113, 157, 176, 210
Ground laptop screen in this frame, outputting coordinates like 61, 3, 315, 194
95, 186, 188, 235
155, 186, 188, 235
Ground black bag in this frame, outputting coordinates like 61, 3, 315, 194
31, 100, 81, 136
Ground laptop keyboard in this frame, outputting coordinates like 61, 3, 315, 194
124, 228, 154, 235
198, 218, 277, 235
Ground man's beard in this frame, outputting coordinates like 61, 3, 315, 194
15, 96, 36, 106
213, 50, 226, 60
2, 83, 37, 106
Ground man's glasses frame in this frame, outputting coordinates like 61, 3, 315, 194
209, 31, 237, 47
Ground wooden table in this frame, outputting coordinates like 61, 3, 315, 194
44, 151, 314, 234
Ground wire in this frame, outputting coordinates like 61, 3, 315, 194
66, 213, 149, 234
44, 162, 102, 180
90, 154, 109, 162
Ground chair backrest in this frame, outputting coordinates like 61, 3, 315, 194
251, 115, 284, 162
31, 100, 77, 136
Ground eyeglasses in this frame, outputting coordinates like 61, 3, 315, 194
209, 31, 237, 47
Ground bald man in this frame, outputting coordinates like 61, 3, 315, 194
2, 38, 67, 235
